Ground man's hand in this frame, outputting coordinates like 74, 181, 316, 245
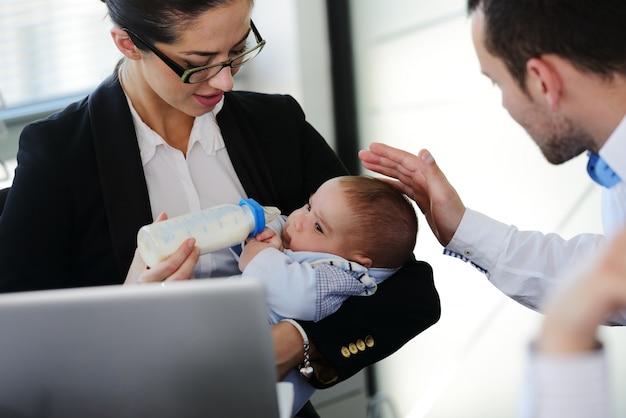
359, 142, 465, 246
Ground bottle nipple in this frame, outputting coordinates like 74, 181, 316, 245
263, 205, 281, 224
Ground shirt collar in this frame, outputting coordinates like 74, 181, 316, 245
126, 95, 225, 164
189, 98, 225, 157
587, 114, 626, 188
587, 152, 621, 188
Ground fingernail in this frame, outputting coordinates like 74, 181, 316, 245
420, 150, 434, 164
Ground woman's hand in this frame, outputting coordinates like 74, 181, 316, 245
272, 321, 319, 379
124, 212, 201, 285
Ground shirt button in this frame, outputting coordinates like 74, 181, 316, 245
463, 249, 473, 257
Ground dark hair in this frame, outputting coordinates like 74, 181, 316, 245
338, 176, 418, 268
102, 0, 247, 45
468, 0, 626, 92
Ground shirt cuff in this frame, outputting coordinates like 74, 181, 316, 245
444, 208, 512, 275
520, 343, 610, 418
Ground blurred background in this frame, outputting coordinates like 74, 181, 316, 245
1, 0, 624, 416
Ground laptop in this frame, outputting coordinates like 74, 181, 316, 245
0, 278, 282, 418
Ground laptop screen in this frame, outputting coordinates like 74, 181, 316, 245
0, 279, 280, 418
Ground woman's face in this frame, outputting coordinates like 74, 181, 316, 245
137, 0, 253, 117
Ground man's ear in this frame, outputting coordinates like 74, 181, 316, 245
526, 57, 563, 110
110, 27, 142, 60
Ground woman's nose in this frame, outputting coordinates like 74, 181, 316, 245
207, 66, 234, 92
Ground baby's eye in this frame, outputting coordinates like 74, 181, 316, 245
306, 203, 312, 212
315, 223, 323, 233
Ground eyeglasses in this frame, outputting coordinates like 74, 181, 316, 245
124, 21, 266, 84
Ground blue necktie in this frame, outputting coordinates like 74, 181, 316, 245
587, 152, 621, 188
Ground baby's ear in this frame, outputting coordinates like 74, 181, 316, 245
352, 253, 372, 269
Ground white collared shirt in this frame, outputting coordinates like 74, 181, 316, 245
599, 114, 626, 237
127, 96, 247, 277
519, 347, 610, 418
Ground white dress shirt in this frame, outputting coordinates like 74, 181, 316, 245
519, 347, 610, 418
127, 96, 247, 277
599, 115, 626, 237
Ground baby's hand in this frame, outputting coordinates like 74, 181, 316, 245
238, 228, 283, 271
254, 228, 283, 251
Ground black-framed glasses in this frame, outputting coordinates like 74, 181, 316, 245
124, 21, 266, 84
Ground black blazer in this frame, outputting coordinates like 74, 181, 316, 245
0, 74, 440, 386
0, 187, 8, 214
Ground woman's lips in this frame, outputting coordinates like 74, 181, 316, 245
194, 91, 223, 107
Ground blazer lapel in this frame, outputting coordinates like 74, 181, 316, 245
88, 74, 153, 275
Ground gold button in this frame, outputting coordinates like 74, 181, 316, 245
341, 346, 351, 358
356, 339, 366, 351
349, 343, 358, 354
365, 335, 375, 348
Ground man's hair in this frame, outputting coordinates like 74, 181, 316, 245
338, 176, 417, 268
468, 0, 626, 92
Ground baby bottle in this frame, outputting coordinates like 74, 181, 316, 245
137, 198, 281, 267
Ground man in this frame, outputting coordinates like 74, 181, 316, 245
359, 0, 626, 416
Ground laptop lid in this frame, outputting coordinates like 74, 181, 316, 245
0, 278, 280, 418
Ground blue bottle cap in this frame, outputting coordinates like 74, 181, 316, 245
239, 198, 266, 236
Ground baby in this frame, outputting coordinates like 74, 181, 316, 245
239, 175, 418, 323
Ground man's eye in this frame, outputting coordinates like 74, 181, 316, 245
306, 204, 312, 212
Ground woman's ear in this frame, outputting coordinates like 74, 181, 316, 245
526, 56, 563, 110
110, 27, 142, 60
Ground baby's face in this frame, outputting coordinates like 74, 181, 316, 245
282, 178, 355, 258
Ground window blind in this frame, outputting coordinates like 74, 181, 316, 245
0, 0, 120, 109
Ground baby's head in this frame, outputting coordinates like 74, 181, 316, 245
282, 175, 418, 268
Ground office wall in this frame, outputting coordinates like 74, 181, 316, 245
350, 1, 625, 417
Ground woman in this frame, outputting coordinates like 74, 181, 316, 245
0, 0, 440, 415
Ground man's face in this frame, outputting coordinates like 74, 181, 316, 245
470, 8, 591, 164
